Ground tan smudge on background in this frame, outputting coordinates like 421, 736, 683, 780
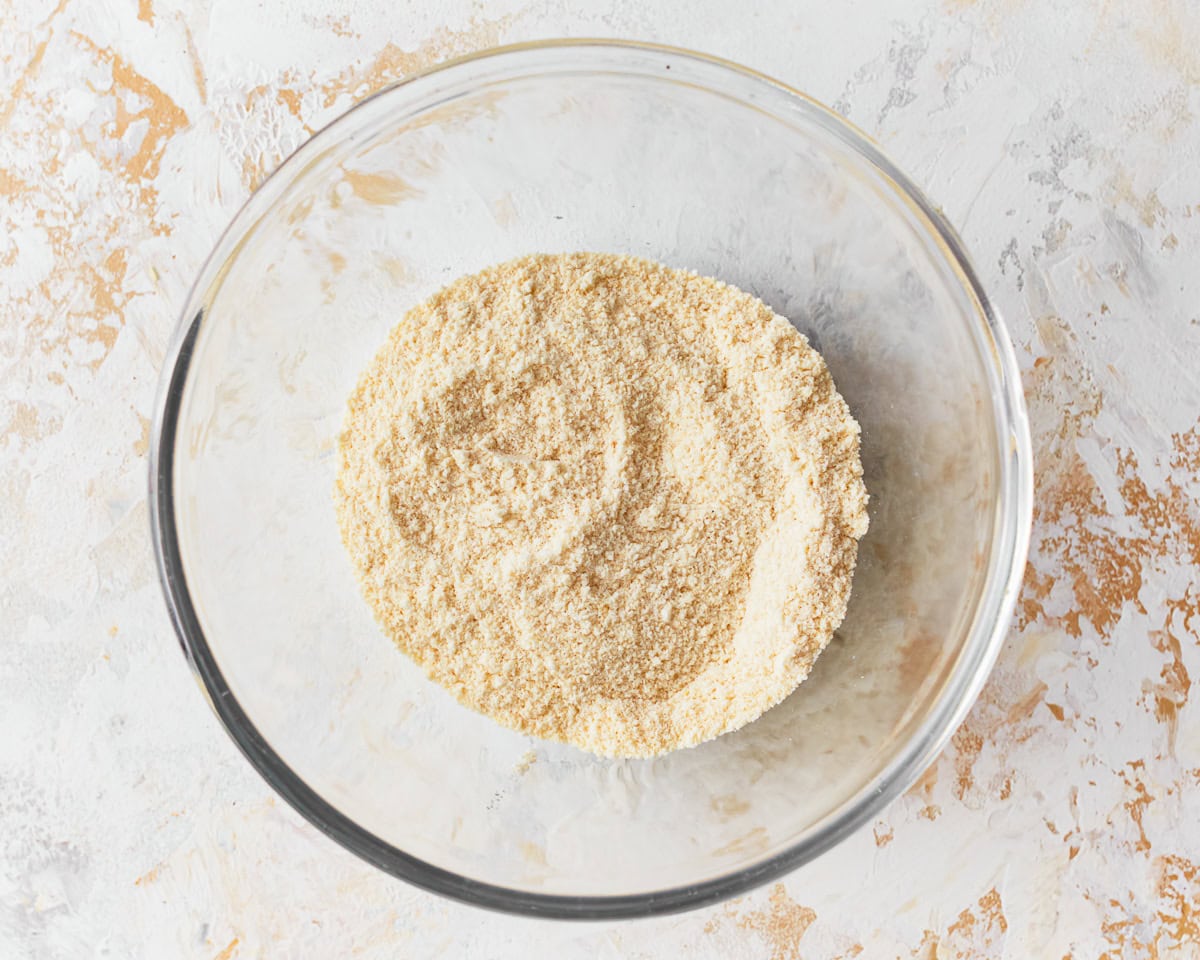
3, 403, 42, 443
1017, 312, 1103, 632
1032, 446, 1148, 641
712, 827, 769, 857
1155, 855, 1200, 947
72, 33, 189, 209
949, 888, 1009, 948
952, 726, 985, 801
325, 14, 357, 38
1006, 680, 1049, 729
896, 628, 943, 692
133, 413, 151, 457
917, 803, 941, 822
937, 675, 1049, 809
1090, 854, 1200, 958
518, 841, 547, 867
1136, 0, 1200, 85
242, 81, 272, 110
235, 73, 317, 188
733, 884, 817, 960
316, 15, 513, 108
0, 167, 30, 196
77, 249, 129, 369
906, 760, 942, 820
381, 257, 411, 284
241, 152, 272, 193
0, 0, 69, 129
900, 888, 1009, 959
237, 80, 302, 189
226, 15, 511, 191
181, 18, 207, 103
513, 749, 536, 774
1020, 305, 1199, 721
0, 0, 290, 376
1118, 761, 1154, 855
1104, 165, 1168, 228
711, 794, 750, 820
212, 938, 240, 960
1145, 591, 1194, 753
341, 169, 416, 205
276, 86, 305, 124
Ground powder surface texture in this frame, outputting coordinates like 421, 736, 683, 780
336, 253, 868, 757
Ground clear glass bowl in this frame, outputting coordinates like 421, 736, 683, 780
150, 41, 1032, 918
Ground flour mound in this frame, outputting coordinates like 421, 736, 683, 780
336, 253, 868, 757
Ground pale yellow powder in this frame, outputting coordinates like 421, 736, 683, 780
335, 253, 868, 757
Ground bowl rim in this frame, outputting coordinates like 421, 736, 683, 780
149, 37, 1034, 920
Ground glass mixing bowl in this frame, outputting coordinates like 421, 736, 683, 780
150, 40, 1032, 918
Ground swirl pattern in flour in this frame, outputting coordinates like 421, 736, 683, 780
336, 253, 868, 757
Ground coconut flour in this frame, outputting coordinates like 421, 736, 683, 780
335, 253, 868, 757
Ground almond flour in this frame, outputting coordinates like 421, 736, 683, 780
335, 253, 868, 757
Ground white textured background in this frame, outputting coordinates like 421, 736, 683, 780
3, 0, 1200, 957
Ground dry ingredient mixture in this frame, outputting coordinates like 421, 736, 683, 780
335, 253, 868, 757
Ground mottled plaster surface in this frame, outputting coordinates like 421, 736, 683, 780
2, 0, 1199, 956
